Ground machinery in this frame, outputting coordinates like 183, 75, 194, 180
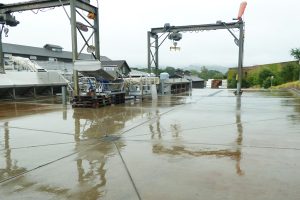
147, 1, 248, 95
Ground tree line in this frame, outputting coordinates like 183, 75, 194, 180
132, 66, 225, 80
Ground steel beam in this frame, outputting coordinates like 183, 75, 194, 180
0, 0, 70, 13
75, 0, 97, 13
0, 25, 4, 74
147, 31, 151, 73
151, 22, 241, 34
148, 20, 245, 93
0, 0, 97, 14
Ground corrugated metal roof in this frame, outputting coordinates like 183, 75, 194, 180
2, 43, 111, 61
101, 60, 131, 72
101, 60, 127, 67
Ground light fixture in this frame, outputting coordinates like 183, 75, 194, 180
76, 22, 88, 32
234, 38, 239, 46
87, 45, 96, 53
87, 12, 96, 20
4, 27, 9, 37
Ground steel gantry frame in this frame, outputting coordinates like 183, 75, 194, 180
147, 20, 245, 95
0, 0, 100, 96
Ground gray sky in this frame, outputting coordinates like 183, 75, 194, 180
3, 0, 300, 68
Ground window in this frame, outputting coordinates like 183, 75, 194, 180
30, 56, 37, 60
52, 48, 62, 52
49, 57, 57, 61
4, 53, 12, 58
103, 66, 116, 71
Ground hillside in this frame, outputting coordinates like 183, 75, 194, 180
227, 61, 299, 89
185, 65, 228, 74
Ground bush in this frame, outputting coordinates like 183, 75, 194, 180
259, 68, 274, 86
281, 64, 297, 82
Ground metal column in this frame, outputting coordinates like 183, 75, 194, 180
62, 86, 67, 105
70, 0, 79, 96
147, 31, 151, 73
236, 21, 244, 95
94, 8, 100, 60
155, 34, 159, 76
0, 26, 4, 74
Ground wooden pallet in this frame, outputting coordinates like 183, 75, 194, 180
111, 93, 125, 104
72, 95, 112, 108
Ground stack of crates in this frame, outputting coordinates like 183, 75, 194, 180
72, 95, 112, 108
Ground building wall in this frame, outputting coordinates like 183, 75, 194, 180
192, 81, 205, 88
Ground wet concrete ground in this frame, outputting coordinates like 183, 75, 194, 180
0, 89, 300, 200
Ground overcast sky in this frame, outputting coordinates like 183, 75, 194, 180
3, 0, 300, 68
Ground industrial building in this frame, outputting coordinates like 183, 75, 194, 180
0, 43, 131, 100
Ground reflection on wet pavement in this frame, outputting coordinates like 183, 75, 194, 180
0, 89, 300, 200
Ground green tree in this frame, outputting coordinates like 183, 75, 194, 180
291, 48, 300, 81
210, 70, 224, 79
281, 64, 297, 82
199, 66, 224, 80
165, 66, 176, 76
258, 68, 273, 86
290, 48, 300, 60
190, 70, 200, 77
199, 66, 209, 80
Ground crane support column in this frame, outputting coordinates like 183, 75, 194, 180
237, 21, 244, 95
94, 8, 100, 60
0, 27, 4, 74
70, 0, 79, 96
147, 31, 151, 73
155, 34, 159, 76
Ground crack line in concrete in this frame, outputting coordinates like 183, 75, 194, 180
124, 139, 300, 151
0, 140, 97, 152
0, 141, 101, 184
121, 116, 293, 139
207, 90, 224, 97
0, 141, 76, 151
113, 142, 142, 200
0, 125, 75, 136
0, 151, 79, 184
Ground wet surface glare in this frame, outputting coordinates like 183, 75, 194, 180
0, 89, 300, 200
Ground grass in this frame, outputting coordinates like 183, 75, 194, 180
273, 81, 300, 90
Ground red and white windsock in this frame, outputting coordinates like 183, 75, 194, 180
237, 1, 247, 20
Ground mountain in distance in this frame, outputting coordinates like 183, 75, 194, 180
185, 65, 230, 74
131, 64, 231, 74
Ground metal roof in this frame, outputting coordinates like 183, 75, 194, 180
2, 43, 111, 61
184, 75, 204, 82
43, 44, 63, 50
101, 60, 131, 72
101, 60, 128, 67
